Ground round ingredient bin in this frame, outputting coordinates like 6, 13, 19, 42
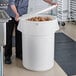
18, 15, 59, 71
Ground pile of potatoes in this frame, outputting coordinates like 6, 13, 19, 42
27, 16, 52, 21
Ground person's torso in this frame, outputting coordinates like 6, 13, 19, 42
6, 0, 50, 18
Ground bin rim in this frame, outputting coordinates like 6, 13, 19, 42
20, 15, 57, 23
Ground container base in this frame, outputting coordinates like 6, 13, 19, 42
23, 62, 54, 72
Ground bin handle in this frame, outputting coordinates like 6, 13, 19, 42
34, 4, 57, 15
19, 4, 57, 20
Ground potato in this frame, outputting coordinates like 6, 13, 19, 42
27, 16, 52, 21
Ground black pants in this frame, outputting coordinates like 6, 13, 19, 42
4, 17, 22, 59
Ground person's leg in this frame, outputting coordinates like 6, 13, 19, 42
4, 18, 15, 64
15, 22, 22, 60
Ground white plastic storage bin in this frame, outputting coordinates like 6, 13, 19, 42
18, 15, 59, 71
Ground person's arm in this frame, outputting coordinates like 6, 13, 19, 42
43, 0, 57, 5
10, 5, 19, 21
9, 0, 19, 21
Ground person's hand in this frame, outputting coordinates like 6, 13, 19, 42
15, 13, 20, 21
43, 0, 57, 5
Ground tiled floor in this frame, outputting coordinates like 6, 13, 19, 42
4, 22, 76, 76
4, 48, 67, 76
4, 59, 67, 76
58, 22, 76, 41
